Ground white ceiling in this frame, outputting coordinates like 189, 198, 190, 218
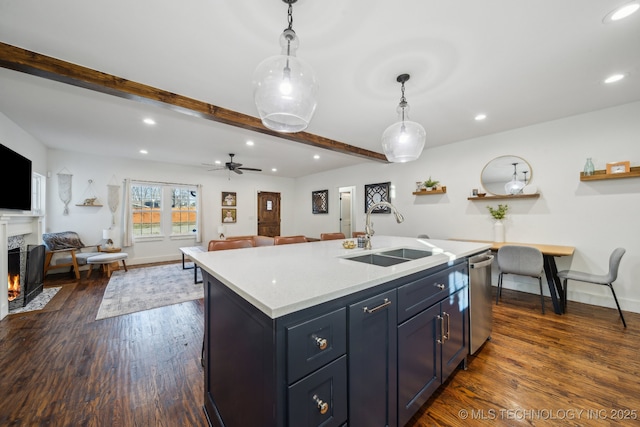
1, 0, 639, 178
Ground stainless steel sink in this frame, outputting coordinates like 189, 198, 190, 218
345, 253, 410, 267
344, 247, 433, 267
379, 248, 433, 260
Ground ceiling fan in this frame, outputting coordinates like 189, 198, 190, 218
205, 153, 263, 175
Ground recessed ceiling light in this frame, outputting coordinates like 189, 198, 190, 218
246, 140, 254, 146
139, 149, 148, 154
604, 74, 625, 84
143, 118, 156, 125
271, 168, 278, 172
214, 160, 222, 165
313, 154, 320, 160
475, 114, 487, 121
603, 1, 639, 23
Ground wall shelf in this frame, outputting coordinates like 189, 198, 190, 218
580, 166, 640, 181
467, 193, 540, 201
413, 187, 447, 195
75, 204, 103, 207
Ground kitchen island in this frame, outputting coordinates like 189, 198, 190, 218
190, 236, 491, 427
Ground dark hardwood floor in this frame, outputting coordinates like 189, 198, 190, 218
1, 265, 639, 426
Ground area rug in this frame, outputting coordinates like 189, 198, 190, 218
9, 287, 61, 314
95, 264, 203, 320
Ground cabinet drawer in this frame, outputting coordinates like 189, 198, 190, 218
288, 355, 348, 427
287, 308, 347, 383
397, 263, 468, 323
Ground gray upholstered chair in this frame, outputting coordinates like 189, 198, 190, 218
496, 245, 545, 313
43, 231, 102, 279
557, 248, 626, 327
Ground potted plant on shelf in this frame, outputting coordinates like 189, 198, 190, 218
424, 177, 440, 191
487, 204, 508, 242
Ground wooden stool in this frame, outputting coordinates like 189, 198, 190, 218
87, 253, 128, 278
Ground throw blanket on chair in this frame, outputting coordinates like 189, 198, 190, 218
42, 231, 87, 251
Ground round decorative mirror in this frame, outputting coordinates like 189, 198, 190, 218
481, 155, 533, 196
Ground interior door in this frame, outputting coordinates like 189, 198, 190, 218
339, 191, 352, 238
257, 191, 281, 237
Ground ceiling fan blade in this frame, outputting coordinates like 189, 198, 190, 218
207, 166, 225, 171
238, 167, 262, 172
234, 169, 243, 174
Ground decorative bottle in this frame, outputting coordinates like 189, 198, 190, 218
583, 158, 595, 176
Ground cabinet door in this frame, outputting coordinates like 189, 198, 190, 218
349, 289, 397, 427
441, 287, 468, 380
397, 303, 442, 427
288, 356, 348, 427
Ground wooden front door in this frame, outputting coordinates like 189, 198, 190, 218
257, 191, 281, 237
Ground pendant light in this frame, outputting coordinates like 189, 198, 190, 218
381, 74, 426, 163
504, 162, 526, 194
253, 0, 318, 133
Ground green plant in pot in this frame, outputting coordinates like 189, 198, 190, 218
424, 177, 440, 190
487, 204, 509, 220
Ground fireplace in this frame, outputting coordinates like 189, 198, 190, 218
1, 214, 44, 320
7, 244, 45, 311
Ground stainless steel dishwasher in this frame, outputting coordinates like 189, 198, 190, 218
469, 251, 494, 354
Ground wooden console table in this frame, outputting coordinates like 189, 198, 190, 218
452, 239, 575, 314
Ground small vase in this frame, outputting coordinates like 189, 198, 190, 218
494, 220, 505, 243
583, 157, 595, 176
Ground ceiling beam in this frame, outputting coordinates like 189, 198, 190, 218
0, 42, 388, 163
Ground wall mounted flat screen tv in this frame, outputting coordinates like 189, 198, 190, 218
0, 143, 32, 211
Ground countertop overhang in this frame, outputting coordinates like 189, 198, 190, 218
190, 236, 491, 318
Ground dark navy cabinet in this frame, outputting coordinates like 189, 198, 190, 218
203, 258, 469, 427
397, 263, 469, 426
348, 289, 398, 427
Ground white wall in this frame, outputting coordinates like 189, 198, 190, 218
4, 102, 639, 314
0, 113, 48, 176
45, 149, 296, 265
294, 101, 640, 314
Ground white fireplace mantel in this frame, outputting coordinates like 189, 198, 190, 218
1, 214, 44, 320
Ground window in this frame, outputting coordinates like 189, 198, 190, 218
171, 188, 197, 234
131, 184, 162, 237
130, 182, 198, 238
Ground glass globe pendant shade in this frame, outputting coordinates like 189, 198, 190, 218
504, 178, 525, 195
504, 162, 526, 194
381, 103, 426, 163
253, 29, 318, 133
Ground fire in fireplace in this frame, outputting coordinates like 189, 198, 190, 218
7, 244, 45, 310
8, 274, 19, 300
8, 248, 20, 301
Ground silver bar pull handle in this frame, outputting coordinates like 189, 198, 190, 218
363, 298, 392, 314
437, 314, 445, 344
443, 312, 450, 341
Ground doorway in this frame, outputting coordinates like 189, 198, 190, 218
339, 186, 355, 238
257, 191, 281, 237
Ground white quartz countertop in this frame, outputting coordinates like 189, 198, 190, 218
189, 236, 491, 319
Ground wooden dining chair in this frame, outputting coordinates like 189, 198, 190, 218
496, 245, 545, 313
320, 232, 346, 241
352, 231, 366, 238
557, 248, 627, 327
208, 240, 253, 251
274, 235, 308, 245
